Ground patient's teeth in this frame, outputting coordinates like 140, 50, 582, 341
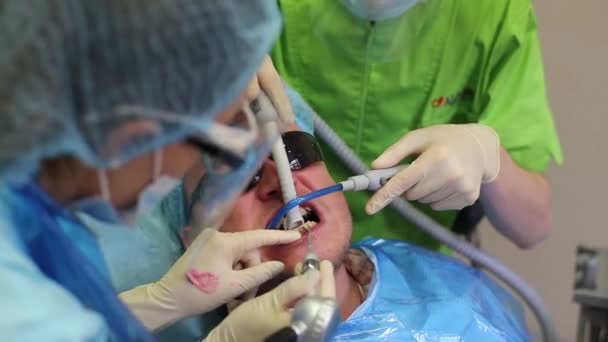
285, 215, 319, 233
299, 206, 313, 218
307, 221, 317, 229
295, 221, 318, 234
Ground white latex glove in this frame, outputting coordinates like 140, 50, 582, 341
246, 55, 295, 125
120, 228, 301, 332
366, 123, 500, 213
204, 271, 320, 342
227, 257, 337, 313
225, 249, 263, 312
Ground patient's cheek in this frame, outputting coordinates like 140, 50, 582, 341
217, 195, 260, 233
260, 247, 305, 272
217, 214, 245, 233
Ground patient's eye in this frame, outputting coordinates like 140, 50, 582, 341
244, 170, 262, 192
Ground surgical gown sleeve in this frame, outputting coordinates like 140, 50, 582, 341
0, 205, 108, 341
97, 182, 223, 341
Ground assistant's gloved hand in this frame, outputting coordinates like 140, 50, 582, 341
367, 124, 500, 213
204, 271, 320, 342
120, 228, 301, 332
246, 56, 295, 125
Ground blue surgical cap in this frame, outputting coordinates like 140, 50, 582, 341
0, 0, 281, 182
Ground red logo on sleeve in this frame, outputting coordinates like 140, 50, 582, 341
432, 96, 446, 108
431, 89, 471, 108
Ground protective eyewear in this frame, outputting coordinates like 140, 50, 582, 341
184, 102, 260, 168
183, 100, 276, 235
245, 131, 323, 192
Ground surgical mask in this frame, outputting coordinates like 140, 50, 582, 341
340, 0, 423, 21
71, 150, 179, 226
132, 150, 180, 218
133, 175, 180, 219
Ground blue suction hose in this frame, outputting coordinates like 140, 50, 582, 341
267, 184, 343, 229
267, 166, 406, 229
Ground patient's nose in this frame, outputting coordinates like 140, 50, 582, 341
256, 160, 282, 200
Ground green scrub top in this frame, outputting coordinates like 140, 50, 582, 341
272, 0, 562, 249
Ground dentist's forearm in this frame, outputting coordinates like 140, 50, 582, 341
480, 148, 553, 249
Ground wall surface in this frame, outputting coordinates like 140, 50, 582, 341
479, 0, 608, 340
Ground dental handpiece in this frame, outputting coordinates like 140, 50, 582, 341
302, 228, 320, 274
265, 244, 340, 342
264, 295, 340, 342
254, 92, 304, 229
338, 165, 406, 192
266, 235, 339, 342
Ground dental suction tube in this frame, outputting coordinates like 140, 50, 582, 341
270, 133, 304, 228
312, 112, 558, 342
254, 92, 304, 229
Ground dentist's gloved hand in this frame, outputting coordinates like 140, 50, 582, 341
246, 56, 295, 125
120, 228, 301, 332
204, 271, 320, 342
366, 124, 500, 213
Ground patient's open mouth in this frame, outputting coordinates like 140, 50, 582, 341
278, 205, 320, 234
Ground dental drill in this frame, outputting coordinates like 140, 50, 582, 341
254, 92, 304, 229
302, 227, 320, 274
264, 227, 340, 342
264, 292, 340, 342
264, 294, 340, 342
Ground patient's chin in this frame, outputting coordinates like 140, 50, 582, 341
261, 243, 346, 277
261, 246, 307, 272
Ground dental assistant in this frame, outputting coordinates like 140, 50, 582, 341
271, 0, 563, 249
0, 1, 318, 341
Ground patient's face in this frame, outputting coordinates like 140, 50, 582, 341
219, 132, 352, 273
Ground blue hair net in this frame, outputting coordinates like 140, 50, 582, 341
0, 0, 281, 181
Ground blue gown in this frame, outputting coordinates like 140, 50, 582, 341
0, 182, 153, 341
78, 182, 224, 342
